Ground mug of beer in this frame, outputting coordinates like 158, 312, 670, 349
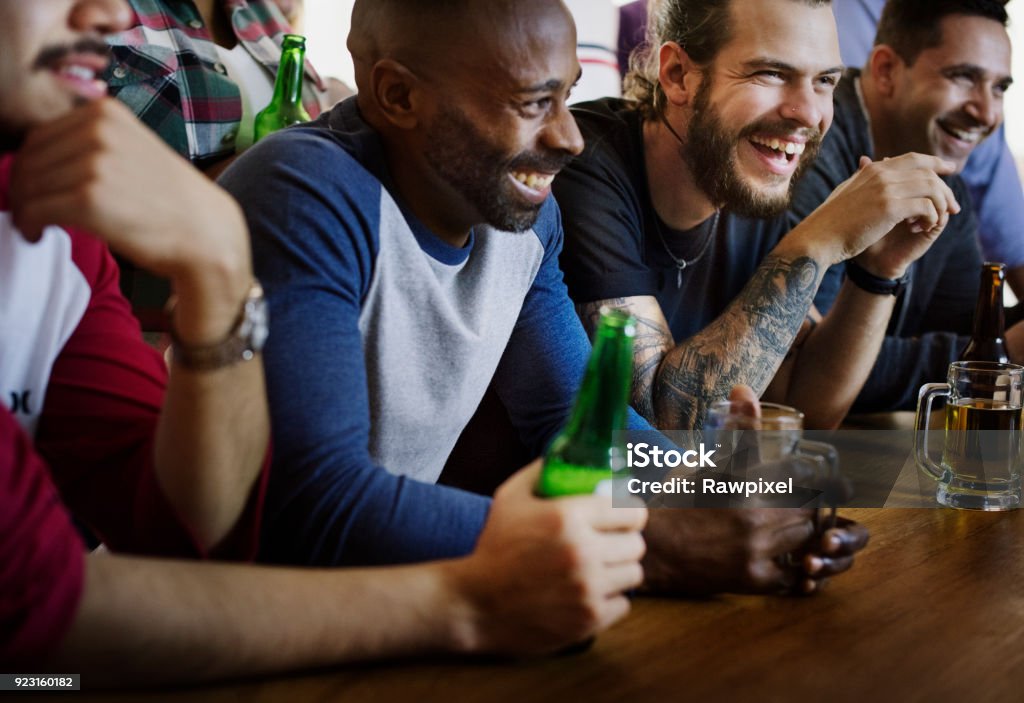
915, 361, 1024, 511
704, 402, 845, 529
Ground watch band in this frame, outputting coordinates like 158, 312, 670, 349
168, 281, 268, 371
845, 260, 911, 297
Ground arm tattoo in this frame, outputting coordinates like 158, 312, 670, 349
655, 255, 820, 430
575, 300, 614, 338
576, 298, 675, 420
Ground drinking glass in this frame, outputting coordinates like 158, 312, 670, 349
915, 360, 1024, 511
704, 401, 844, 531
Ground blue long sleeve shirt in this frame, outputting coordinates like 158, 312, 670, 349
220, 98, 649, 566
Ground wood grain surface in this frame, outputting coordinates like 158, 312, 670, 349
66, 507, 1024, 703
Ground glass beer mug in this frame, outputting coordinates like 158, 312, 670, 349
915, 361, 1024, 510
704, 402, 844, 529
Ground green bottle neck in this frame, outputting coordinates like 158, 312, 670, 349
560, 317, 634, 449
271, 39, 306, 108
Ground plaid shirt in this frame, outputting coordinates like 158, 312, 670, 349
105, 0, 324, 169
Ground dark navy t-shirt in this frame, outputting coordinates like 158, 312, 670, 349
789, 71, 982, 411
555, 98, 790, 342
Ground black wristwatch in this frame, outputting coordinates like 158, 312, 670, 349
845, 260, 911, 297
169, 281, 268, 371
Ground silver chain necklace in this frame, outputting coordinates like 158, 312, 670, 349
654, 209, 720, 289
653, 112, 721, 288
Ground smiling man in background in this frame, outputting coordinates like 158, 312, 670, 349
832, 0, 1024, 297
792, 0, 1019, 412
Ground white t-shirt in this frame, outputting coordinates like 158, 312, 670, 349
215, 43, 276, 152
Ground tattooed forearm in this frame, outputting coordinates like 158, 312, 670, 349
575, 299, 626, 337
576, 298, 675, 420
574, 256, 818, 431
654, 255, 820, 430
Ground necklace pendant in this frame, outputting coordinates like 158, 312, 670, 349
676, 266, 684, 289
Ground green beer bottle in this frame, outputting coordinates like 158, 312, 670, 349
537, 307, 636, 496
254, 34, 312, 142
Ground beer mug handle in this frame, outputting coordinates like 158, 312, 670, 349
796, 439, 842, 532
915, 383, 949, 481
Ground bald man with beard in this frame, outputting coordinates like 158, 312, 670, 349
220, 0, 869, 597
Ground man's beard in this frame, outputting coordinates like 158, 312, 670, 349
683, 75, 822, 219
423, 104, 573, 233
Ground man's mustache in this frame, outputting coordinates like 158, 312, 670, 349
739, 119, 822, 146
507, 151, 575, 175
33, 38, 111, 71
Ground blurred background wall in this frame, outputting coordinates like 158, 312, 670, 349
302, 1, 1024, 175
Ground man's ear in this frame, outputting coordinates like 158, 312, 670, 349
867, 45, 903, 99
369, 59, 424, 130
658, 41, 703, 108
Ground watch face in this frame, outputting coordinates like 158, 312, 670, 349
248, 297, 270, 352
240, 286, 269, 353
172, 282, 268, 370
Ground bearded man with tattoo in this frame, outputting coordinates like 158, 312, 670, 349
556, 0, 960, 432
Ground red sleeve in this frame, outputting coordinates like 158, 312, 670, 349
0, 406, 85, 664
34, 232, 269, 560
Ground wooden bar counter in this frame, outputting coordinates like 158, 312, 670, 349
72, 505, 1023, 703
